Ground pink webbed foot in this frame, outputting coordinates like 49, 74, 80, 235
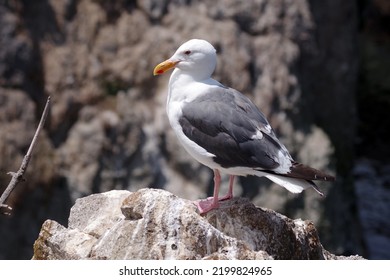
193, 197, 219, 214
193, 173, 236, 214
218, 193, 233, 202
218, 175, 235, 201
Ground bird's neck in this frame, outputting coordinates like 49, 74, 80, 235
167, 69, 219, 106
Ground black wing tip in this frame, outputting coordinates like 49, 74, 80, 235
322, 174, 336, 182
291, 161, 336, 182
313, 172, 336, 182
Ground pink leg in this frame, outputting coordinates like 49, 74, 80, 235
194, 169, 221, 214
219, 175, 235, 201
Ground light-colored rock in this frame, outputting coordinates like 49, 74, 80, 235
33, 220, 97, 260
33, 189, 363, 260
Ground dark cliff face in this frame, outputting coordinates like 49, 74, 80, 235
354, 0, 390, 259
356, 0, 390, 161
0, 0, 388, 259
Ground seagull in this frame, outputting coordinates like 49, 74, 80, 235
153, 39, 335, 214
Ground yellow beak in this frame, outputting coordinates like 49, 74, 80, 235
153, 59, 179, 76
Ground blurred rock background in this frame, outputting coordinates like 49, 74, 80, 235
0, 0, 388, 259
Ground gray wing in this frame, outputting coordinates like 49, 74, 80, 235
179, 86, 291, 170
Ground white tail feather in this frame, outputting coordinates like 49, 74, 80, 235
264, 174, 312, 193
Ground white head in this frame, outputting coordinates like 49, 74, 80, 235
154, 39, 217, 81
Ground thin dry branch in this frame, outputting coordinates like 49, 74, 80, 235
0, 96, 51, 215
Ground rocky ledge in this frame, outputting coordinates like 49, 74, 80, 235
32, 189, 362, 260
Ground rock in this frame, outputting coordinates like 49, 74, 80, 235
0, 4, 33, 88
33, 189, 362, 260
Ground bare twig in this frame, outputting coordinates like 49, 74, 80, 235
0, 96, 51, 215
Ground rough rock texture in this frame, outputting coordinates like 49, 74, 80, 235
1, 0, 388, 260
33, 189, 362, 260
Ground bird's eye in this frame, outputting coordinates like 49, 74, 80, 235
184, 50, 191, 55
